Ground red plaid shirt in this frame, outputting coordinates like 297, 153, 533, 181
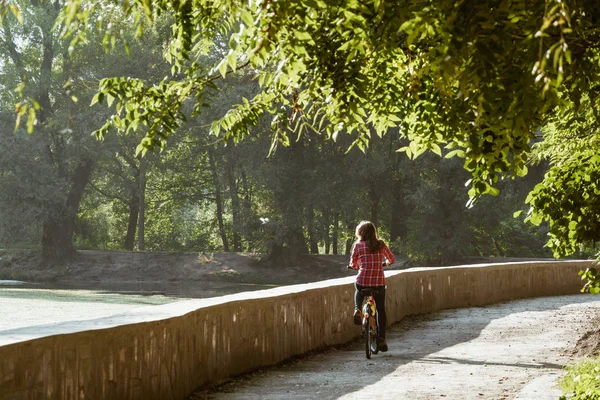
349, 240, 395, 287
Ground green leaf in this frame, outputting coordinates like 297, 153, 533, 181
487, 186, 500, 196
124, 41, 131, 57
218, 59, 228, 78
513, 210, 523, 218
240, 10, 254, 26
445, 149, 465, 159
26, 107, 36, 133
526, 212, 543, 226
294, 30, 313, 41
227, 51, 237, 71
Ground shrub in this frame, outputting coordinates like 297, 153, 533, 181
560, 358, 600, 400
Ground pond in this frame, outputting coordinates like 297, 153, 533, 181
0, 280, 278, 332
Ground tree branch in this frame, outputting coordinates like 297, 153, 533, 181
90, 182, 129, 203
2, 23, 26, 81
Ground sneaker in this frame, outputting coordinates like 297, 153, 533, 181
353, 309, 362, 325
378, 338, 388, 352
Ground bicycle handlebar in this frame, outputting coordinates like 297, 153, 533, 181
348, 261, 390, 270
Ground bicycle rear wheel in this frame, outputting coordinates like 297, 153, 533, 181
365, 315, 372, 359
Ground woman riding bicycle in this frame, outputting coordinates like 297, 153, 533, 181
348, 221, 395, 352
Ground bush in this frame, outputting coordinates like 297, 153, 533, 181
560, 358, 600, 400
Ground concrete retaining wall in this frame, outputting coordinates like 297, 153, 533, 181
0, 260, 593, 399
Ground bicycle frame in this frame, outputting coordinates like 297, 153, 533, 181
362, 294, 377, 326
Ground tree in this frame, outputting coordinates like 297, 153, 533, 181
0, 1, 168, 259
0, 0, 103, 259
58, 0, 580, 193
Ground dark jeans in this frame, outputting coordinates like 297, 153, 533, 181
354, 283, 387, 339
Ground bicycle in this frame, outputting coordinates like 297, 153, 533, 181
347, 264, 384, 359
359, 287, 382, 359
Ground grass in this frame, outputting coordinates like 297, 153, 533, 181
561, 357, 600, 400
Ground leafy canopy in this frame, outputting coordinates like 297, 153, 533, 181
54, 0, 587, 197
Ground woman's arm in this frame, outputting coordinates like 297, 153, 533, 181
349, 242, 359, 269
382, 243, 396, 266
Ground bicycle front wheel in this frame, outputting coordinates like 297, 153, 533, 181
370, 318, 379, 355
365, 315, 372, 359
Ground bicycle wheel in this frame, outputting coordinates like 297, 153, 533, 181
365, 315, 372, 359
370, 319, 379, 355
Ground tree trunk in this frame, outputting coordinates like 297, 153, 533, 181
241, 170, 252, 209
42, 220, 75, 260
38, 0, 78, 261
208, 147, 229, 252
369, 188, 381, 229
288, 229, 309, 258
306, 206, 319, 254
41, 159, 94, 260
225, 141, 242, 252
390, 178, 407, 245
332, 213, 339, 255
322, 209, 331, 255
124, 196, 139, 251
241, 169, 252, 246
121, 155, 140, 251
345, 219, 354, 255
36, 3, 55, 124
137, 157, 146, 251
267, 138, 308, 262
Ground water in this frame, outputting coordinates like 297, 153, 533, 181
0, 280, 279, 332
0, 287, 177, 331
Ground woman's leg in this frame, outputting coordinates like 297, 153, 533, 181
353, 283, 365, 325
354, 282, 365, 310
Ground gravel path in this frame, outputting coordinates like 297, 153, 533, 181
192, 294, 600, 400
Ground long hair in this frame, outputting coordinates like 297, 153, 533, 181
355, 221, 384, 252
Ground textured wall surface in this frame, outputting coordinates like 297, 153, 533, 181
0, 261, 592, 399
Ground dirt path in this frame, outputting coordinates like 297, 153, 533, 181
191, 294, 600, 400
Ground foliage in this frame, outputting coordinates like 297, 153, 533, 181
57, 0, 591, 199
0, 1, 110, 257
560, 357, 600, 400
527, 92, 600, 291
49, 0, 600, 275
392, 154, 549, 264
580, 268, 600, 295
0, 0, 559, 265
526, 153, 600, 257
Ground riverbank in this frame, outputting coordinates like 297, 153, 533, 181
0, 249, 547, 291
0, 250, 356, 297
